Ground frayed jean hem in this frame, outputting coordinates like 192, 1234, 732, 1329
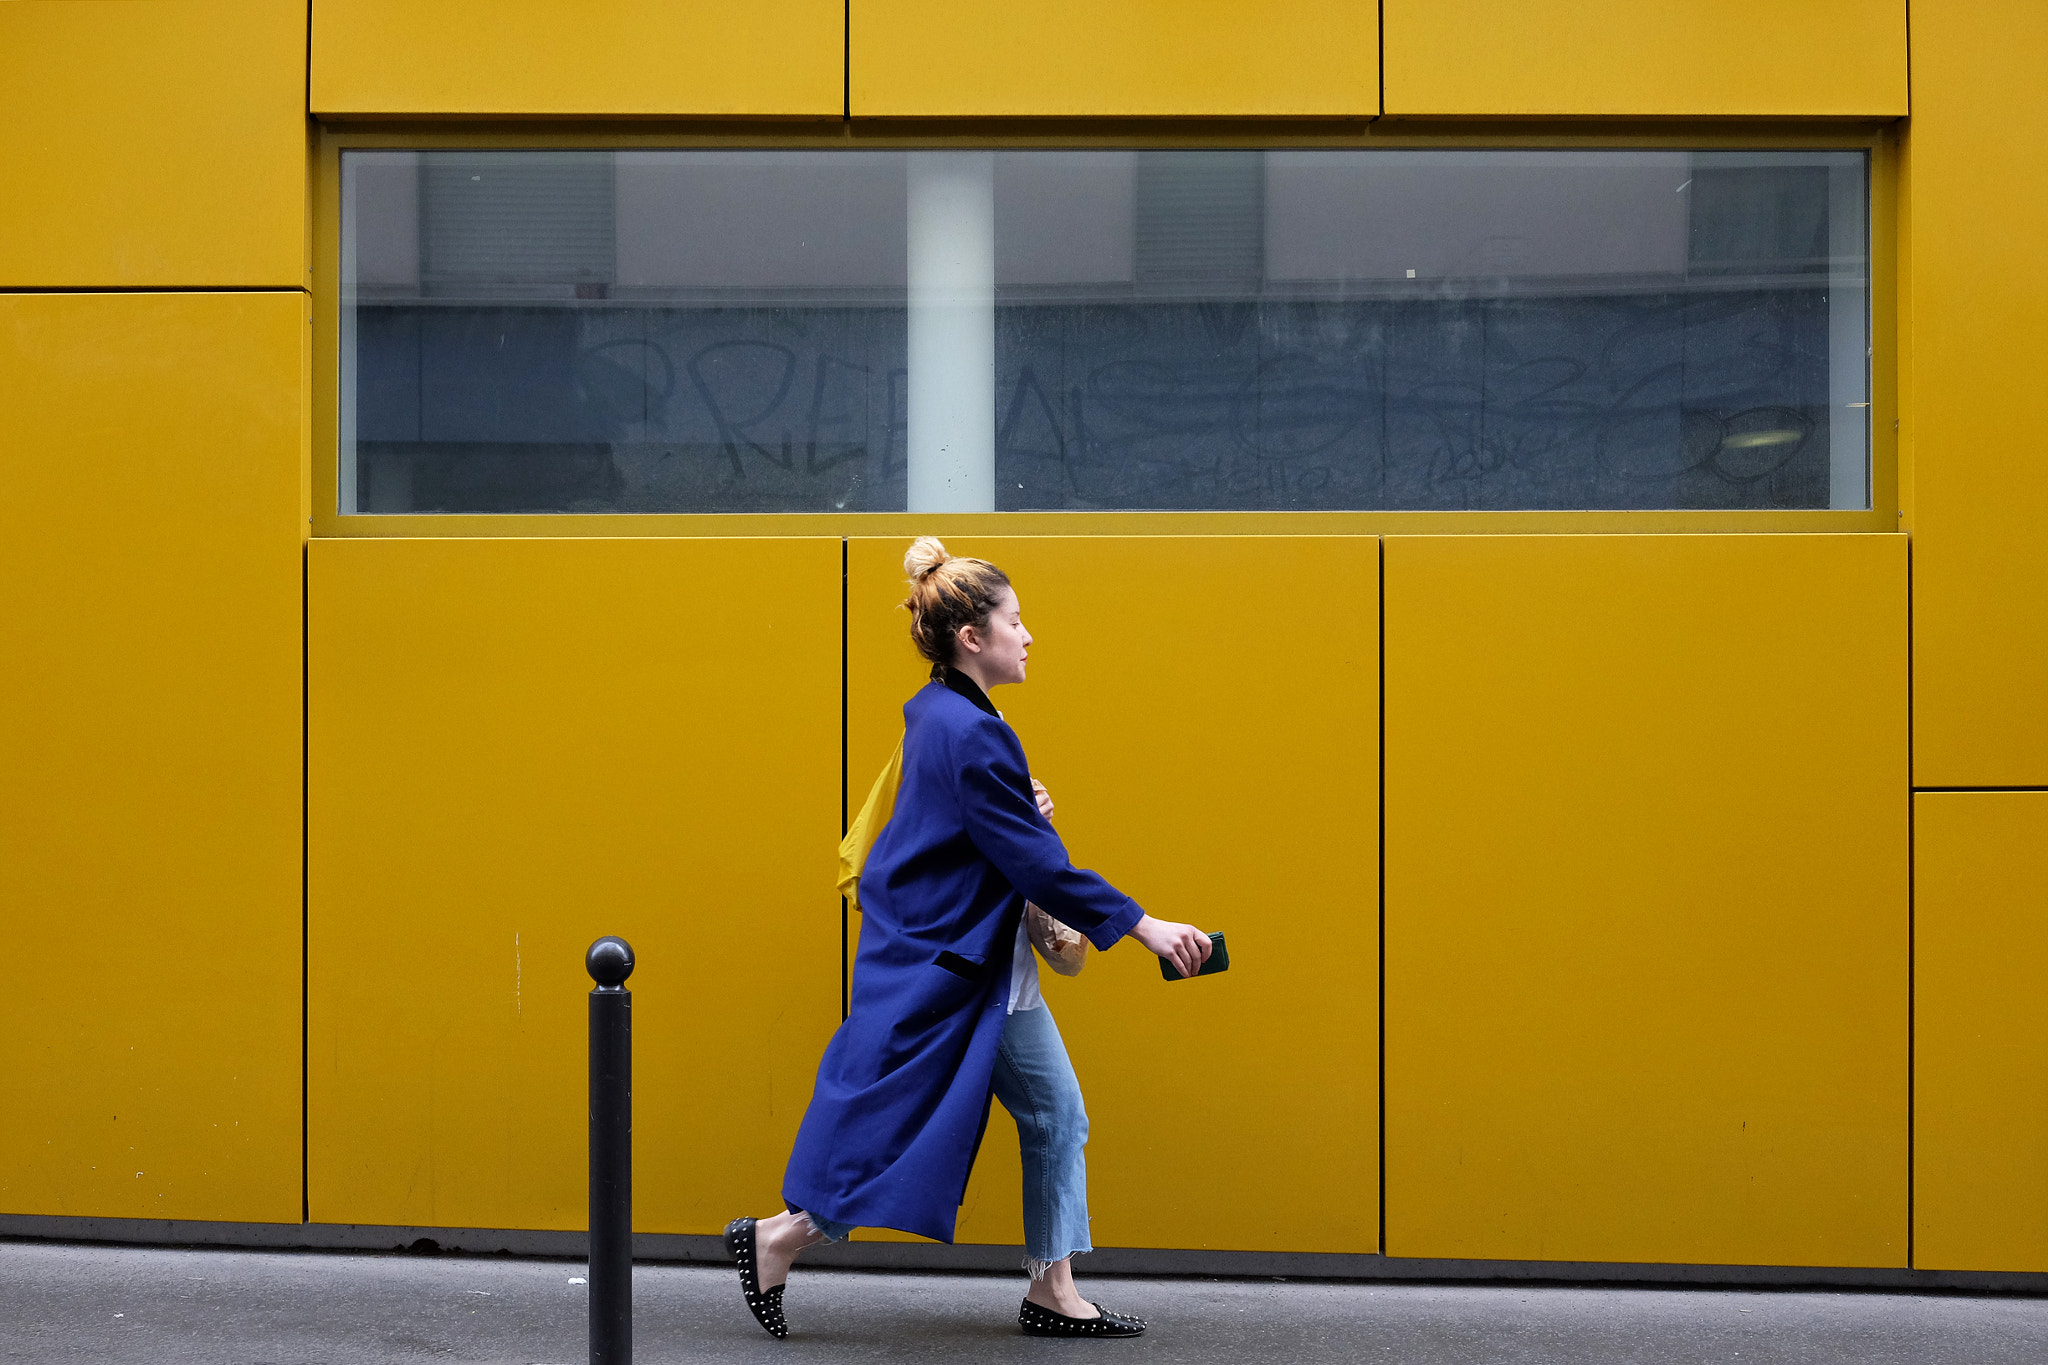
1023, 1246, 1091, 1280
786, 1206, 856, 1244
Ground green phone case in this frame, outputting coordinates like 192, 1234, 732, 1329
1159, 931, 1229, 980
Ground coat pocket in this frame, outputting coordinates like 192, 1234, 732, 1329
934, 950, 985, 981
895, 951, 990, 1036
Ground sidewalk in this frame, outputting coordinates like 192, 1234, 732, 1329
5, 1240, 2048, 1364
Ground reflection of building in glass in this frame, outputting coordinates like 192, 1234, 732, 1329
341, 149, 1867, 514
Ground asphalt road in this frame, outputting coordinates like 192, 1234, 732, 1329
6, 1240, 2048, 1365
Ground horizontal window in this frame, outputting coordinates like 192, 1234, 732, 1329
339, 148, 1869, 515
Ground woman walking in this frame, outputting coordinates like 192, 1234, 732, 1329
727, 537, 1212, 1340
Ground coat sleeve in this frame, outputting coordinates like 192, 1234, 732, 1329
953, 718, 1144, 951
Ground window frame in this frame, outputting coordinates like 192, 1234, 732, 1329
311, 120, 1900, 539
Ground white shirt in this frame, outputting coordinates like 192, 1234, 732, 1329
995, 703, 1046, 1015
1007, 915, 1045, 1014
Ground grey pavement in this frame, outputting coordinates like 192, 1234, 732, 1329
6, 1240, 2048, 1364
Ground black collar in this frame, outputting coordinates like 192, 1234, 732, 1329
939, 667, 999, 718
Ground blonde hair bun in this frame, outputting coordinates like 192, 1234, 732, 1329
900, 538, 1012, 671
904, 535, 952, 581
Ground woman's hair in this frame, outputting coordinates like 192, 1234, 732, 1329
902, 536, 1011, 673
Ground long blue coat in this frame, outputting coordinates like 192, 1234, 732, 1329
782, 671, 1144, 1242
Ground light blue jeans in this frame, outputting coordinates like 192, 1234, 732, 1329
795, 1004, 1093, 1277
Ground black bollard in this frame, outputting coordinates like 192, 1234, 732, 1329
586, 935, 635, 1365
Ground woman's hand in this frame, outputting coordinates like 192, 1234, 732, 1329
1031, 779, 1055, 821
1130, 914, 1213, 980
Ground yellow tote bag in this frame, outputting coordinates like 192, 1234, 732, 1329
836, 736, 903, 913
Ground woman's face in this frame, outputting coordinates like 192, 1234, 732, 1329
959, 588, 1032, 687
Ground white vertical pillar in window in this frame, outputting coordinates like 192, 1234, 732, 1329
338, 159, 362, 516
1827, 157, 1871, 511
906, 152, 996, 514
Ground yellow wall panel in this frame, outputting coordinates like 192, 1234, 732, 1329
0, 2, 306, 287
852, 1, 1376, 117
1914, 792, 2048, 1272
308, 537, 841, 1232
1383, 1, 1906, 116
312, 0, 842, 116
1385, 534, 1907, 1266
847, 536, 1377, 1253
1905, 1, 2048, 786
0, 293, 306, 1221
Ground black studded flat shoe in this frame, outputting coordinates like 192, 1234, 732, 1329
725, 1216, 788, 1339
1018, 1298, 1147, 1337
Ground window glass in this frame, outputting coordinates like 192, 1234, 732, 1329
340, 148, 1868, 514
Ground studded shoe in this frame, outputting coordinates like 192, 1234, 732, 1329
724, 1216, 788, 1339
1018, 1299, 1147, 1337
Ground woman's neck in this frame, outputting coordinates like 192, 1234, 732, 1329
947, 658, 1002, 698
940, 664, 1001, 717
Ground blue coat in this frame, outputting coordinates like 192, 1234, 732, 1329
782, 671, 1144, 1242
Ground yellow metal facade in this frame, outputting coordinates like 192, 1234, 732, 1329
1913, 792, 2048, 1272
4, 0, 2041, 1279
1384, 535, 1909, 1266
308, 538, 841, 1231
0, 1, 308, 287
1903, 0, 2048, 787
1383, 1, 1908, 117
0, 293, 307, 1222
852, 1, 1378, 117
311, 0, 844, 117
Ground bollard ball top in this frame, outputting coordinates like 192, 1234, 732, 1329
585, 935, 635, 988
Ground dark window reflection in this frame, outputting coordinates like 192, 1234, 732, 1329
340, 149, 1866, 514
342, 150, 908, 514
994, 290, 1834, 511
992, 150, 1861, 511
352, 304, 905, 514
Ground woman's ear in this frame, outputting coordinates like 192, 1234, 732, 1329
955, 623, 983, 656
